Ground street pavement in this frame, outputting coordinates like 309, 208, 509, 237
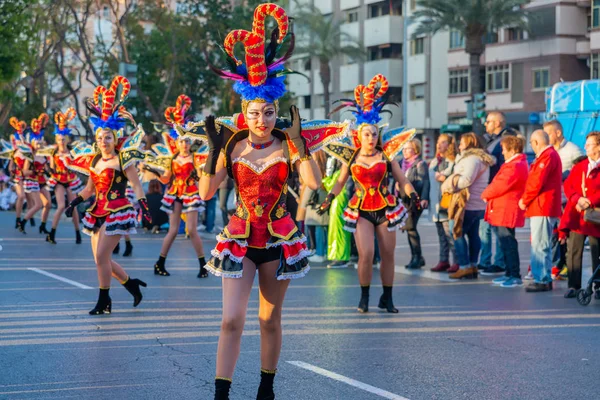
0, 211, 598, 400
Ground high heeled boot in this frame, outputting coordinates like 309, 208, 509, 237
39, 221, 49, 234
154, 254, 170, 276
123, 239, 133, 257
358, 285, 369, 313
89, 288, 111, 315
75, 230, 82, 244
378, 286, 399, 313
214, 378, 232, 400
18, 218, 27, 234
122, 277, 147, 307
197, 256, 208, 278
46, 228, 57, 244
256, 369, 276, 400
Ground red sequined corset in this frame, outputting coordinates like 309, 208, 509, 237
13, 155, 26, 178
349, 160, 390, 211
33, 158, 47, 184
167, 159, 197, 197
226, 157, 296, 248
53, 154, 76, 183
88, 167, 130, 217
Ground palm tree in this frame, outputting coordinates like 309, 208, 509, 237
293, 1, 366, 117
412, 0, 529, 130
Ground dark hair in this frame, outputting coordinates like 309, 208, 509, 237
147, 179, 162, 195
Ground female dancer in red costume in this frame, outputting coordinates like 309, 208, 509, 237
6, 118, 28, 229
19, 113, 52, 234
64, 76, 150, 315
319, 75, 419, 313
146, 95, 207, 277
191, 4, 337, 398
45, 108, 83, 244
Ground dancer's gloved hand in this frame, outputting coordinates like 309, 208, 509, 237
65, 195, 84, 218
409, 192, 421, 213
138, 198, 152, 224
203, 116, 225, 176
316, 193, 335, 216
287, 105, 309, 160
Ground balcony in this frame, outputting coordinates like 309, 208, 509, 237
364, 15, 403, 47
340, 64, 360, 92
591, 30, 600, 51
364, 59, 403, 86
340, 21, 360, 44
576, 38, 591, 59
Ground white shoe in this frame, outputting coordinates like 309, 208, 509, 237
524, 271, 533, 280
373, 262, 380, 270
308, 255, 325, 263
328, 261, 350, 269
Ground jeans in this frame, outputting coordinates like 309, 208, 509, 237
530, 217, 559, 284
435, 221, 455, 264
567, 233, 600, 290
204, 195, 217, 232
452, 210, 484, 268
496, 226, 520, 279
219, 187, 233, 226
315, 226, 327, 257
479, 219, 505, 268
405, 210, 422, 259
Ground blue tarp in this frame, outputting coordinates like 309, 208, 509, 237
546, 80, 600, 149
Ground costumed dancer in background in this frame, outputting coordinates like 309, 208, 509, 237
19, 113, 52, 234
322, 157, 352, 266
64, 76, 150, 315
6, 118, 29, 229
111, 185, 136, 257
318, 74, 418, 313
186, 4, 347, 398
145, 94, 207, 278
45, 108, 84, 244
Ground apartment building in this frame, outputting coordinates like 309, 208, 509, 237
288, 0, 404, 128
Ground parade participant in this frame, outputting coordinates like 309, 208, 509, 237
318, 74, 418, 314
45, 108, 84, 244
19, 113, 52, 234
145, 94, 207, 278
187, 4, 345, 398
64, 76, 150, 315
6, 118, 28, 229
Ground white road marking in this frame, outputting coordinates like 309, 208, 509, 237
287, 361, 409, 399
27, 268, 92, 290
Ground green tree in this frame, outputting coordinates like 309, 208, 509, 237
412, 0, 529, 131
292, 1, 365, 117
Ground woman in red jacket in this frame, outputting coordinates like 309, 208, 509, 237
559, 131, 600, 299
481, 136, 528, 287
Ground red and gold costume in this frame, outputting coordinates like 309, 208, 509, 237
160, 157, 204, 214
21, 114, 50, 194
47, 149, 84, 193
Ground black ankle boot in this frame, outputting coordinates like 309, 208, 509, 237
378, 286, 399, 313
15, 217, 20, 229
18, 218, 27, 234
89, 288, 111, 315
154, 255, 170, 276
46, 228, 56, 244
256, 369, 276, 400
122, 277, 147, 307
39, 222, 49, 234
358, 285, 369, 313
197, 256, 208, 278
406, 256, 425, 270
30, 218, 35, 227
123, 240, 133, 257
214, 378, 232, 400
75, 230, 82, 244
113, 242, 120, 255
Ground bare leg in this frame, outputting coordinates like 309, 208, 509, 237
354, 217, 375, 286
14, 183, 25, 219
375, 222, 399, 313
95, 225, 122, 288
52, 185, 66, 229
215, 259, 257, 379
160, 202, 183, 256
258, 260, 290, 370
66, 188, 80, 230
110, 260, 129, 283
184, 211, 205, 257
24, 191, 42, 221
40, 188, 51, 223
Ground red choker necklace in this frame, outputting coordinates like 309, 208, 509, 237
248, 138, 274, 150
102, 155, 116, 162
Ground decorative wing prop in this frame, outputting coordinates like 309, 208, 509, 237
381, 126, 417, 161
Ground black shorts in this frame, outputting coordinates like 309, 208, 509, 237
359, 209, 388, 226
246, 247, 281, 266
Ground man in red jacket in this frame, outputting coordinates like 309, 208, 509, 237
519, 130, 563, 292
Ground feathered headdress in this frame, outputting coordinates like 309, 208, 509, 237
29, 113, 49, 142
54, 108, 77, 136
9, 117, 27, 141
209, 3, 295, 106
164, 94, 193, 139
85, 76, 134, 134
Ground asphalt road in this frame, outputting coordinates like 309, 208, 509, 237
0, 211, 598, 400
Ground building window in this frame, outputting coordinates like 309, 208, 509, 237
368, 44, 402, 60
484, 29, 498, 45
368, 0, 402, 18
592, 54, 600, 79
532, 68, 550, 90
449, 69, 469, 95
387, 87, 402, 103
303, 95, 311, 109
449, 30, 465, 49
486, 64, 510, 92
345, 8, 359, 23
506, 27, 524, 41
410, 38, 424, 55
594, 0, 600, 28
410, 84, 425, 100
